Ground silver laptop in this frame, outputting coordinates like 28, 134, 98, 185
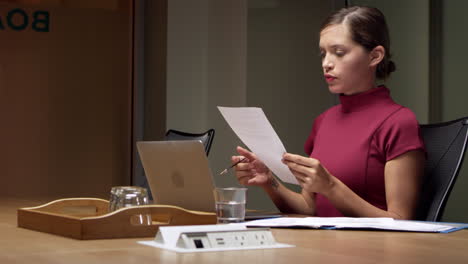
136, 140, 216, 212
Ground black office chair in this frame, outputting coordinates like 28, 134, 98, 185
164, 128, 215, 156
416, 117, 468, 221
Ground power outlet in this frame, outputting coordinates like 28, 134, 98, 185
178, 228, 276, 249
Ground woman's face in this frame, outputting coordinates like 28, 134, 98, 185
319, 24, 375, 95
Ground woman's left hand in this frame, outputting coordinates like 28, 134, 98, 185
282, 153, 335, 195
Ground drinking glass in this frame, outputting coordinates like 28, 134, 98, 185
108, 186, 151, 225
213, 187, 247, 223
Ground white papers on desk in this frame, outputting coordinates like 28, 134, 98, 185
218, 106, 298, 185
245, 217, 468, 233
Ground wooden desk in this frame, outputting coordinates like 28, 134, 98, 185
1, 198, 467, 264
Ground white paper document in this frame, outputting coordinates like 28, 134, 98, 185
245, 217, 466, 233
218, 106, 298, 185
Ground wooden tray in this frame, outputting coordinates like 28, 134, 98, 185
17, 198, 217, 240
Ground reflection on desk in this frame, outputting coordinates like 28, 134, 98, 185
1, 198, 468, 264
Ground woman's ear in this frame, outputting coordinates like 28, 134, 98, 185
369, 45, 385, 67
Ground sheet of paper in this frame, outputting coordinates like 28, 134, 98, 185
218, 106, 298, 185
245, 217, 460, 233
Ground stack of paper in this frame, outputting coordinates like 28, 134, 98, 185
245, 217, 468, 233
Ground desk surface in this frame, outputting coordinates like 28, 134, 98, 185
1, 198, 468, 264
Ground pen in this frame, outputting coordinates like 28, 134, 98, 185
219, 157, 247, 175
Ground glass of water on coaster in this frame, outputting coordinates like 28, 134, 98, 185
213, 187, 247, 223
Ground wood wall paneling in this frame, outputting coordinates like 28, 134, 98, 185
0, 1, 133, 199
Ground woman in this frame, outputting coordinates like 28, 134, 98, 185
233, 6, 426, 220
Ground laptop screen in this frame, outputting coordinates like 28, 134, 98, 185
136, 140, 216, 212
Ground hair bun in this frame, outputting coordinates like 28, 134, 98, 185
387, 60, 396, 74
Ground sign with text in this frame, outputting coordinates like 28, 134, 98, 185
0, 1, 133, 198
0, 7, 49, 32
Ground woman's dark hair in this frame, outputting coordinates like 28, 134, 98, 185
320, 6, 396, 80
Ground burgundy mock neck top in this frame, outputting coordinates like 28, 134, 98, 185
304, 86, 425, 217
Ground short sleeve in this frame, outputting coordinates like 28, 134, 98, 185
304, 111, 327, 156
374, 107, 426, 161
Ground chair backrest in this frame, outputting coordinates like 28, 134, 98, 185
164, 129, 215, 156
416, 117, 468, 221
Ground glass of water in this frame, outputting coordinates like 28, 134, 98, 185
213, 187, 247, 223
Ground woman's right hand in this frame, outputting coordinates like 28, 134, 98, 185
232, 146, 272, 187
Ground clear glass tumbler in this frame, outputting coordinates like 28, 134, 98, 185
213, 187, 247, 223
108, 186, 151, 225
